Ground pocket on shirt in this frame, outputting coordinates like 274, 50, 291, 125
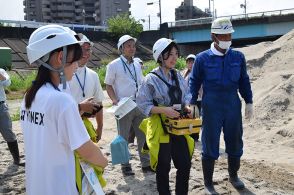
230, 63, 241, 82
205, 63, 221, 81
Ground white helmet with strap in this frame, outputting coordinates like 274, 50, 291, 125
117, 35, 137, 50
186, 54, 196, 60
77, 33, 94, 47
152, 38, 175, 62
211, 18, 234, 34
26, 24, 82, 89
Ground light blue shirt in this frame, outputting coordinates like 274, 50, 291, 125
0, 69, 11, 102
136, 67, 191, 116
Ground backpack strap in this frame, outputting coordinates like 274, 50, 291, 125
150, 71, 171, 88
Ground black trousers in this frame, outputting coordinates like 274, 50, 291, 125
156, 135, 191, 195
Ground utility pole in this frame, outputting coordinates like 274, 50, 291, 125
159, 0, 162, 25
148, 15, 151, 30
212, 0, 215, 19
240, 0, 247, 16
208, 0, 211, 16
147, 1, 162, 26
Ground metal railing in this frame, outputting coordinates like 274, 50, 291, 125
0, 19, 107, 31
168, 8, 294, 28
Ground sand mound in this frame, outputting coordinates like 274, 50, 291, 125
238, 29, 294, 150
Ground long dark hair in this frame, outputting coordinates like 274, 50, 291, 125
25, 43, 82, 109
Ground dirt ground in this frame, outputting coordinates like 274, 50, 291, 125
1, 30, 294, 194
0, 95, 293, 195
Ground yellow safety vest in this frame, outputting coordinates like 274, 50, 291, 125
75, 118, 106, 194
139, 114, 195, 171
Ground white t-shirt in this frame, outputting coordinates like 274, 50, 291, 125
20, 83, 90, 195
68, 66, 104, 103
104, 55, 143, 101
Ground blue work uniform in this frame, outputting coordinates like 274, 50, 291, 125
189, 44, 253, 160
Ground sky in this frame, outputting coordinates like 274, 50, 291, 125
0, 0, 294, 30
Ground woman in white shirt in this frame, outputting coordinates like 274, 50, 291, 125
21, 24, 107, 195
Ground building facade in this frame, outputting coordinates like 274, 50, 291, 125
23, 0, 130, 26
175, 0, 210, 21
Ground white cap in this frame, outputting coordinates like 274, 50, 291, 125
152, 38, 175, 62
77, 33, 94, 47
186, 54, 196, 60
27, 24, 82, 64
134, 57, 143, 64
211, 18, 234, 34
117, 35, 137, 50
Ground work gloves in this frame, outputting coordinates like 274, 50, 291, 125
245, 103, 253, 120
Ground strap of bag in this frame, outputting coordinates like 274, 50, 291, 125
152, 100, 169, 134
150, 71, 171, 88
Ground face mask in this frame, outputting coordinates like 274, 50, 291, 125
214, 35, 232, 50
218, 40, 232, 50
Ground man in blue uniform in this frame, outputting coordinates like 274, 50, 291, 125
189, 18, 253, 194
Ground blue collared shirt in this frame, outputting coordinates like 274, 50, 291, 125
136, 67, 191, 116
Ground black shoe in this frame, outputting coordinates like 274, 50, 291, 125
204, 184, 218, 195
7, 141, 25, 167
229, 176, 245, 190
121, 166, 135, 176
142, 166, 155, 173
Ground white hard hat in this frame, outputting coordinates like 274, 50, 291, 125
77, 33, 94, 47
186, 54, 196, 60
64, 27, 77, 36
27, 24, 81, 64
211, 18, 234, 34
152, 38, 175, 62
134, 57, 143, 64
117, 35, 137, 50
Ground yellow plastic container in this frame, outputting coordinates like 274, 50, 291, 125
164, 118, 202, 135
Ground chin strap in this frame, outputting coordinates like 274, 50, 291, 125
60, 46, 67, 89
36, 46, 68, 89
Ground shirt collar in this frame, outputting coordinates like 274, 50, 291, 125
76, 65, 86, 74
210, 42, 225, 56
158, 66, 172, 81
120, 55, 134, 65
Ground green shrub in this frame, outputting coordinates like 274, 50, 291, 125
175, 57, 186, 71
142, 58, 187, 76
107, 13, 143, 40
100, 58, 114, 66
94, 65, 107, 89
8, 71, 36, 92
11, 109, 20, 121
142, 60, 157, 76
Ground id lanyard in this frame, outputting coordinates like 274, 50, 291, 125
75, 68, 86, 97
120, 57, 138, 93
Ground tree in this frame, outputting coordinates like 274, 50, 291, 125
107, 13, 143, 41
